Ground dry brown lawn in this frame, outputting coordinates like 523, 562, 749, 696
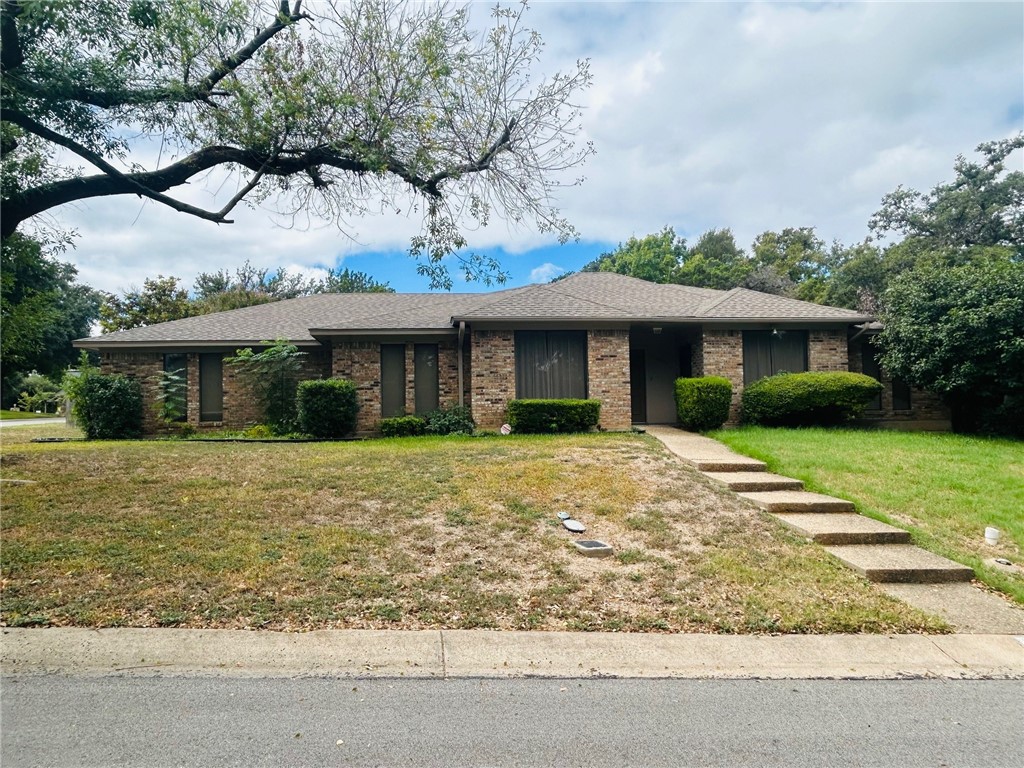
0, 425, 945, 633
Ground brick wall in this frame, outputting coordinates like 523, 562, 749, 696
332, 341, 382, 433
809, 329, 848, 372
700, 329, 744, 423
100, 351, 166, 435
332, 339, 463, 433
470, 330, 515, 430
587, 329, 631, 430
103, 348, 331, 434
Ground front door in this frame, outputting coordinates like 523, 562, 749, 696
629, 349, 647, 423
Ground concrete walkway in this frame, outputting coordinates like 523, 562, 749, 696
644, 425, 1024, 635
3, 627, 1022, 680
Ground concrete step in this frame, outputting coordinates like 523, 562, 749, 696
824, 545, 974, 584
738, 490, 855, 513
771, 513, 912, 545
704, 471, 803, 492
688, 457, 767, 473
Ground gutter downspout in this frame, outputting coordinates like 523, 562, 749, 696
849, 322, 874, 345
457, 321, 466, 408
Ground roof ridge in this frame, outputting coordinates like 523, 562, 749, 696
694, 287, 741, 317
543, 277, 635, 314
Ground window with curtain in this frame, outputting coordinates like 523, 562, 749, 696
861, 344, 883, 410
380, 344, 406, 417
414, 344, 439, 414
198, 353, 223, 422
742, 330, 808, 385
514, 331, 587, 399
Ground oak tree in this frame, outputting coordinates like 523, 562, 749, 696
1, 0, 592, 287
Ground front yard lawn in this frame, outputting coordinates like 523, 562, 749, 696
712, 427, 1024, 604
1, 425, 944, 633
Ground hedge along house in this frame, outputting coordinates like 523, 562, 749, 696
74, 271, 949, 434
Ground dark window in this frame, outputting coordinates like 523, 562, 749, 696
515, 331, 587, 399
162, 353, 188, 422
863, 342, 912, 411
892, 378, 912, 411
414, 344, 439, 414
381, 344, 406, 418
742, 330, 808, 385
198, 353, 223, 422
861, 345, 883, 410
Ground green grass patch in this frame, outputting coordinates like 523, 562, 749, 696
1, 410, 59, 421
712, 426, 1024, 603
0, 425, 945, 633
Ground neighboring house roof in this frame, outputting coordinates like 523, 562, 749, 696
75, 271, 872, 349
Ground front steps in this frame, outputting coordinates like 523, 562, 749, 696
642, 426, 976, 588
737, 490, 855, 514
824, 545, 974, 583
772, 513, 912, 545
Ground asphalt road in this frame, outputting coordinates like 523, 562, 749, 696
2, 676, 1021, 767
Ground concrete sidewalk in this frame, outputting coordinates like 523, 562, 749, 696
3, 627, 1023, 680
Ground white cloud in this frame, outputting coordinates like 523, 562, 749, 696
41, 1, 1024, 295
529, 262, 565, 284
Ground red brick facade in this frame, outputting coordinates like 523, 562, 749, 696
586, 329, 632, 430
470, 330, 515, 430
102, 324, 950, 435
848, 340, 951, 430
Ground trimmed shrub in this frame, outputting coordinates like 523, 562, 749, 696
674, 376, 732, 432
75, 374, 143, 439
506, 399, 601, 434
380, 415, 427, 437
296, 378, 358, 437
424, 405, 475, 436
741, 372, 883, 427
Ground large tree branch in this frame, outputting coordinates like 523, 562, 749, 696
0, 141, 450, 239
195, 1, 310, 96
426, 118, 516, 191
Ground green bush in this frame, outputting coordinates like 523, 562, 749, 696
380, 415, 427, 437
424, 405, 475, 435
741, 371, 883, 427
674, 376, 732, 431
506, 399, 601, 434
296, 378, 358, 437
75, 374, 143, 439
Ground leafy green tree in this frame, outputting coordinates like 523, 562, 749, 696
748, 227, 832, 299
193, 261, 394, 313
318, 267, 394, 294
870, 134, 1023, 259
677, 228, 751, 289
99, 276, 193, 333
226, 340, 307, 434
581, 227, 687, 283
0, 232, 100, 404
820, 241, 886, 312
1, 0, 592, 288
878, 259, 1024, 434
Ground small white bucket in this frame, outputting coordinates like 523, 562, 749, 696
985, 527, 1000, 545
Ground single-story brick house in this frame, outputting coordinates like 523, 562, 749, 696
74, 271, 949, 434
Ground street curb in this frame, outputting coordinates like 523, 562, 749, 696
3, 628, 1023, 680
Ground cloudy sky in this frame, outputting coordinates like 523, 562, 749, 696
50, 0, 1024, 297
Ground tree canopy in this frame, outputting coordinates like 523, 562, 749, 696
99, 261, 395, 332
1, 0, 592, 287
0, 231, 101, 403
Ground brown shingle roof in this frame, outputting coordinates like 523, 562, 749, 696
76, 271, 871, 348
